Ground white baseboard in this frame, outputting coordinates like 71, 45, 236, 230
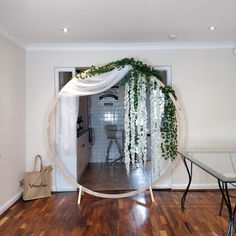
152, 184, 171, 189
172, 183, 221, 190
52, 185, 57, 192
0, 190, 23, 215
53, 186, 77, 192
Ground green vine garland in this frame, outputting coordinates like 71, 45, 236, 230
161, 87, 178, 160
77, 58, 163, 84
76, 58, 178, 161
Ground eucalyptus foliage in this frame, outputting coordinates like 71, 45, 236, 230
77, 58, 178, 161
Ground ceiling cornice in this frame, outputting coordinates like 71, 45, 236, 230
26, 42, 236, 51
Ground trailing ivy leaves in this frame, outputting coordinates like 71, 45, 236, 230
76, 58, 178, 161
76, 57, 163, 84
160, 86, 178, 161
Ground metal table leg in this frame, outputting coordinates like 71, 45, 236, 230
181, 155, 193, 209
219, 194, 224, 216
218, 180, 236, 236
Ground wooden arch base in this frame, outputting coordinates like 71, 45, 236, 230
77, 185, 155, 205
47, 79, 183, 204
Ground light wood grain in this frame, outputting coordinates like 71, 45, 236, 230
0, 217, 9, 226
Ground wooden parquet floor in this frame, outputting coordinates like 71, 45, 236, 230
79, 162, 152, 191
0, 190, 234, 236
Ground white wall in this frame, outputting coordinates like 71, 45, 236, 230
25, 48, 236, 189
0, 34, 25, 213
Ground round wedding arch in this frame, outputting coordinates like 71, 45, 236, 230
46, 58, 183, 203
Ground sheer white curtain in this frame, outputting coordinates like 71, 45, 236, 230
59, 66, 132, 96
56, 66, 132, 165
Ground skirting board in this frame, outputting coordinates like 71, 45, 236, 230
0, 190, 23, 215
52, 186, 77, 192
152, 184, 171, 189
171, 183, 235, 190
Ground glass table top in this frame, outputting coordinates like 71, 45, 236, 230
179, 150, 236, 182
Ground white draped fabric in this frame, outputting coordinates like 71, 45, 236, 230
56, 66, 132, 165
59, 66, 132, 96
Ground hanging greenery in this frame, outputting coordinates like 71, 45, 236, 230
135, 76, 148, 165
161, 87, 178, 161
124, 82, 131, 173
77, 58, 178, 162
129, 78, 136, 165
150, 77, 162, 178
77, 58, 163, 84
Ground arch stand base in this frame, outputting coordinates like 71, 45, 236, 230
77, 185, 155, 205
77, 185, 83, 205
149, 186, 155, 203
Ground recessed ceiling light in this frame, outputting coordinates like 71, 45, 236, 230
62, 28, 70, 33
168, 34, 178, 40
208, 26, 216, 31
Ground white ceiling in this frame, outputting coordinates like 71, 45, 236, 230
0, 0, 236, 47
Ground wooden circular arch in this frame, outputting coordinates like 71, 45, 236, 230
47, 79, 184, 199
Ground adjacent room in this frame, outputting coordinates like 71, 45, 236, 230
0, 1, 236, 235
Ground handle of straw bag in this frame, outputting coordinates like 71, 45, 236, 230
33, 155, 43, 172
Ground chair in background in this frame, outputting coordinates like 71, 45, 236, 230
105, 125, 123, 163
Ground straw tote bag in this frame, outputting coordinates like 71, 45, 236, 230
23, 155, 52, 201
